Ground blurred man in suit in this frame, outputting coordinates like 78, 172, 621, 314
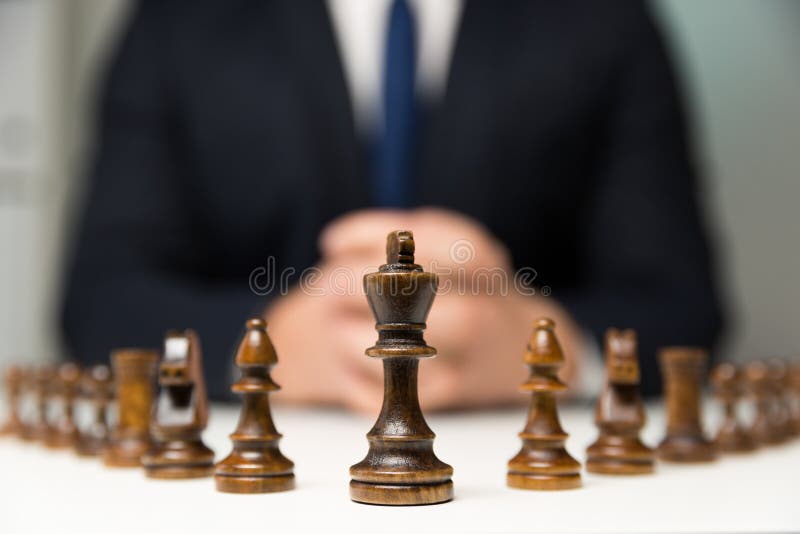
62, 0, 723, 408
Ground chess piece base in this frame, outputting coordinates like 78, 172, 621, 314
507, 473, 582, 490
103, 438, 150, 467
214, 474, 295, 494
349, 480, 453, 506
657, 435, 716, 463
586, 435, 655, 475
142, 438, 215, 479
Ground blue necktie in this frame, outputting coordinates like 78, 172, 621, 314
373, 0, 416, 208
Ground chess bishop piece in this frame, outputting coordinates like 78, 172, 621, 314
21, 364, 55, 442
143, 330, 215, 478
745, 360, 784, 445
586, 329, 655, 474
507, 318, 581, 490
45, 363, 81, 448
75, 365, 113, 456
1, 365, 24, 436
710, 363, 756, 453
103, 349, 158, 467
657, 347, 716, 462
215, 318, 294, 493
350, 231, 454, 505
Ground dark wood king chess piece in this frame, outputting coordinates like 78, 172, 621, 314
45, 362, 81, 448
103, 349, 158, 467
657, 347, 716, 462
744, 359, 784, 445
710, 362, 756, 453
507, 318, 582, 490
21, 364, 55, 442
215, 318, 294, 493
75, 364, 113, 456
1, 365, 24, 436
143, 330, 215, 478
350, 231, 454, 505
586, 328, 655, 474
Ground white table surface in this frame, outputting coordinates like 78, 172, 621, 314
1, 402, 798, 534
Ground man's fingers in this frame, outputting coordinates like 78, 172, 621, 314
320, 209, 413, 260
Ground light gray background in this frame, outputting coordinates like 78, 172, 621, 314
0, 0, 798, 366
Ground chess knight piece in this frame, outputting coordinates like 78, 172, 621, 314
103, 349, 159, 467
75, 364, 113, 456
507, 318, 582, 490
657, 347, 716, 462
710, 362, 756, 453
350, 231, 454, 505
1, 365, 25, 436
143, 330, 215, 478
586, 329, 655, 474
215, 318, 294, 493
45, 362, 82, 448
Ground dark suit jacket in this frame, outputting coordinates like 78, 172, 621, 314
62, 0, 724, 399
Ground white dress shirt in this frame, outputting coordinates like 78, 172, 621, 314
326, 0, 463, 136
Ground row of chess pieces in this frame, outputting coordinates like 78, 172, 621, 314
2, 230, 800, 505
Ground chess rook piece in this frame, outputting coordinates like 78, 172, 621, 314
21, 364, 55, 442
75, 365, 113, 456
657, 347, 716, 462
745, 360, 784, 445
507, 318, 582, 490
143, 330, 215, 479
789, 363, 800, 437
710, 363, 756, 453
350, 231, 454, 505
766, 358, 792, 442
215, 318, 294, 493
45, 363, 81, 448
1, 365, 24, 436
586, 329, 655, 474
103, 349, 158, 467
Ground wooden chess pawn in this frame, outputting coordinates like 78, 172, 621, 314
215, 318, 294, 493
21, 364, 55, 442
710, 363, 756, 453
657, 347, 716, 462
75, 364, 113, 456
143, 330, 215, 479
744, 360, 784, 445
507, 318, 582, 490
349, 231, 454, 505
586, 329, 655, 475
45, 362, 81, 448
766, 358, 792, 442
1, 365, 24, 436
103, 349, 158, 467
789, 362, 800, 437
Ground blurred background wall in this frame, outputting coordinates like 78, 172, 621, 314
0, 0, 798, 367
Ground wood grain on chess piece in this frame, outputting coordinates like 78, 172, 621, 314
75, 364, 113, 456
103, 349, 158, 467
586, 329, 655, 474
657, 347, 716, 462
143, 330, 215, 479
1, 365, 24, 436
215, 318, 294, 493
710, 362, 756, 453
507, 318, 582, 490
349, 231, 454, 505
